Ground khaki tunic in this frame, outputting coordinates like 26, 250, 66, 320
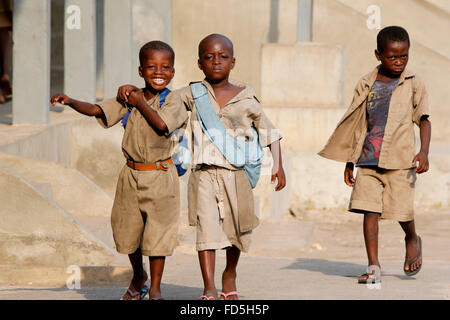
96, 92, 188, 256
318, 66, 430, 169
171, 80, 282, 252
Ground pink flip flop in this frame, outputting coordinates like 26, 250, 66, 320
220, 291, 240, 300
198, 295, 216, 300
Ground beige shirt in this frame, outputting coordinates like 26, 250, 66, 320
96, 91, 188, 164
172, 80, 282, 170
319, 66, 430, 169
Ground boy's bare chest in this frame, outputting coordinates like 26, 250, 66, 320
214, 87, 244, 109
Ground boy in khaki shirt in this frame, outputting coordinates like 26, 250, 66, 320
51, 41, 188, 300
319, 26, 431, 283
184, 34, 286, 300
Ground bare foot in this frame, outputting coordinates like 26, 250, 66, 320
199, 288, 218, 300
148, 287, 163, 300
404, 235, 422, 274
220, 269, 239, 300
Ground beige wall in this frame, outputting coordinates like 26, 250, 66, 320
172, 0, 270, 95
260, 43, 345, 108
172, 0, 299, 95
336, 0, 450, 59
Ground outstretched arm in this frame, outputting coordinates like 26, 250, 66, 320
412, 117, 431, 174
50, 94, 103, 117
269, 139, 286, 191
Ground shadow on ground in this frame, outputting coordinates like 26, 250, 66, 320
0, 283, 204, 300
0, 101, 12, 124
282, 258, 415, 281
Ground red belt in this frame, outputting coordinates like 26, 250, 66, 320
126, 158, 173, 171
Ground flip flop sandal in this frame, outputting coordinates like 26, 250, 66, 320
121, 288, 141, 300
404, 236, 422, 276
220, 291, 240, 300
198, 295, 216, 300
358, 265, 381, 284
121, 284, 149, 300
139, 285, 150, 300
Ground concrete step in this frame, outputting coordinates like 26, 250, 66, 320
0, 164, 120, 267
0, 265, 132, 288
0, 153, 116, 250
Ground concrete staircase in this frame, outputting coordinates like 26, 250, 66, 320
0, 153, 124, 267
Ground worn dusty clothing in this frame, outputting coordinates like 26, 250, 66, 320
349, 167, 416, 222
111, 164, 180, 256
357, 79, 399, 166
96, 92, 188, 256
319, 66, 430, 169
171, 80, 281, 251
174, 80, 282, 170
97, 92, 188, 163
193, 165, 252, 252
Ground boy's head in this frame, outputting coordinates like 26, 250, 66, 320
138, 41, 175, 91
197, 34, 235, 83
375, 26, 410, 76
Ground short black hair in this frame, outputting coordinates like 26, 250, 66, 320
377, 26, 410, 53
139, 40, 175, 66
198, 34, 234, 58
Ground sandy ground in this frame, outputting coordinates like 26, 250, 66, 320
1, 208, 449, 300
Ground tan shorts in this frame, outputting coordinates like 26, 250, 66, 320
349, 167, 416, 221
195, 166, 252, 252
111, 164, 180, 256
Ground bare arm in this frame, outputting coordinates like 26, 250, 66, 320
413, 117, 431, 174
127, 90, 168, 134
50, 94, 103, 117
269, 139, 286, 191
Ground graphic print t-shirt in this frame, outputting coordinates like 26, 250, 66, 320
357, 79, 398, 167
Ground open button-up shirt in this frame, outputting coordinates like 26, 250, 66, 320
319, 66, 430, 169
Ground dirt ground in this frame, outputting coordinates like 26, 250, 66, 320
291, 208, 450, 264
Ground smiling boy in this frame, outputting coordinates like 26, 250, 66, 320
51, 41, 188, 300
319, 26, 431, 283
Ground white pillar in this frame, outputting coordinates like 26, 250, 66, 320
297, 0, 312, 42
64, 0, 97, 103
103, 0, 132, 99
13, 0, 51, 124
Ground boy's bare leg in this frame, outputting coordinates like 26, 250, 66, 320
399, 220, 422, 272
123, 248, 148, 300
198, 250, 218, 299
148, 256, 165, 299
360, 213, 381, 278
220, 245, 240, 300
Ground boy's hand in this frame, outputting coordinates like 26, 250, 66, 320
344, 162, 355, 187
126, 90, 146, 108
271, 167, 286, 191
117, 84, 139, 103
412, 151, 429, 174
50, 94, 71, 106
